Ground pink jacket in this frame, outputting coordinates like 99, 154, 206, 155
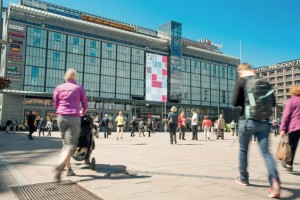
53, 80, 88, 117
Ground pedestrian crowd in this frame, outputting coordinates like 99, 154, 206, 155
3, 66, 300, 199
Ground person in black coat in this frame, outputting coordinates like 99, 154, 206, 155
167, 106, 178, 145
27, 111, 35, 140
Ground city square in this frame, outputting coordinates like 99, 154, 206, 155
0, 131, 299, 199
0, 0, 299, 199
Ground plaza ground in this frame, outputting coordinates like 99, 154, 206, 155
0, 130, 299, 200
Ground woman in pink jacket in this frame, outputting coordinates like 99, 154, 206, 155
53, 69, 88, 180
280, 85, 300, 172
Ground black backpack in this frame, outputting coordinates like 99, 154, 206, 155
244, 76, 275, 120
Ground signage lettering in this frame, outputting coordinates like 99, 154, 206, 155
8, 32, 25, 39
7, 53, 22, 64
11, 44, 21, 52
8, 24, 24, 32
6, 69, 22, 81
255, 59, 300, 72
199, 38, 223, 49
8, 38, 23, 45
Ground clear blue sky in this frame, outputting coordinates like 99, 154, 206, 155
5, 0, 300, 67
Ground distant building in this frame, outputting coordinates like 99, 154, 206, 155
0, 0, 240, 127
255, 59, 300, 119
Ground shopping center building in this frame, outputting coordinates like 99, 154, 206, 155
0, 0, 240, 128
255, 59, 300, 120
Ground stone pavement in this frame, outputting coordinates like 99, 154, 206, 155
0, 130, 299, 200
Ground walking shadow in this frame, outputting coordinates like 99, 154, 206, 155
77, 164, 151, 181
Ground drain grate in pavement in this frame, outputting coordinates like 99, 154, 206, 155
11, 180, 103, 200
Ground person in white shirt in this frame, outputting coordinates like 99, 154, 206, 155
230, 120, 237, 136
189, 109, 198, 140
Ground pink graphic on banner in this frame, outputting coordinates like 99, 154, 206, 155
146, 53, 168, 102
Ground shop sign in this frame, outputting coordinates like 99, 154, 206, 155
8, 24, 24, 32
255, 59, 300, 72
8, 38, 23, 45
24, 98, 53, 106
8, 32, 25, 39
199, 38, 223, 49
7, 53, 22, 64
6, 69, 22, 81
11, 44, 21, 52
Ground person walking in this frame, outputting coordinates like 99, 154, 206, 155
280, 85, 300, 172
115, 111, 125, 141
202, 116, 212, 139
217, 114, 225, 139
178, 111, 187, 140
139, 119, 145, 137
5, 119, 12, 134
12, 119, 17, 134
147, 118, 153, 137
189, 109, 198, 140
93, 114, 100, 138
230, 120, 237, 136
130, 116, 137, 137
167, 106, 178, 144
46, 119, 53, 136
101, 114, 109, 138
27, 111, 35, 140
272, 119, 279, 137
53, 69, 88, 180
37, 118, 45, 136
232, 63, 280, 198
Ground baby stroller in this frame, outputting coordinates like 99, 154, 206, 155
72, 114, 96, 170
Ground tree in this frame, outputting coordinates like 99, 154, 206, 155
0, 77, 11, 90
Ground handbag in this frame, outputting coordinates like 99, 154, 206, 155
276, 135, 292, 162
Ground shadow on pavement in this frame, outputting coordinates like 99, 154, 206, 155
76, 164, 151, 181
281, 187, 300, 200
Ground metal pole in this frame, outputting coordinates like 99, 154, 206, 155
274, 105, 277, 121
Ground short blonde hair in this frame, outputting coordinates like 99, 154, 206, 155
119, 111, 123, 115
237, 63, 252, 72
290, 85, 300, 96
170, 106, 177, 112
64, 69, 77, 81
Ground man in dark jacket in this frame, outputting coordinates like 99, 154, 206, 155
232, 63, 280, 198
27, 111, 35, 140
130, 116, 137, 137
101, 114, 109, 138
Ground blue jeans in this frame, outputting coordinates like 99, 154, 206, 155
238, 120, 280, 186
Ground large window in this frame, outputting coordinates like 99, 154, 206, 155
68, 36, 84, 54
102, 42, 116, 59
132, 48, 144, 64
48, 31, 66, 51
27, 27, 47, 48
117, 46, 130, 62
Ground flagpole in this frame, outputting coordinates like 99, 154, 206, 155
239, 40, 242, 62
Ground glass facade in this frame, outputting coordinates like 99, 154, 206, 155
24, 27, 146, 99
23, 27, 236, 113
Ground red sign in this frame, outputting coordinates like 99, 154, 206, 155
8, 32, 25, 39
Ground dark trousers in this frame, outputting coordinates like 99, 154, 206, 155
288, 130, 300, 166
179, 126, 186, 139
38, 128, 45, 136
169, 124, 177, 144
103, 127, 108, 138
28, 125, 34, 138
192, 125, 198, 140
131, 125, 136, 136
148, 126, 152, 137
